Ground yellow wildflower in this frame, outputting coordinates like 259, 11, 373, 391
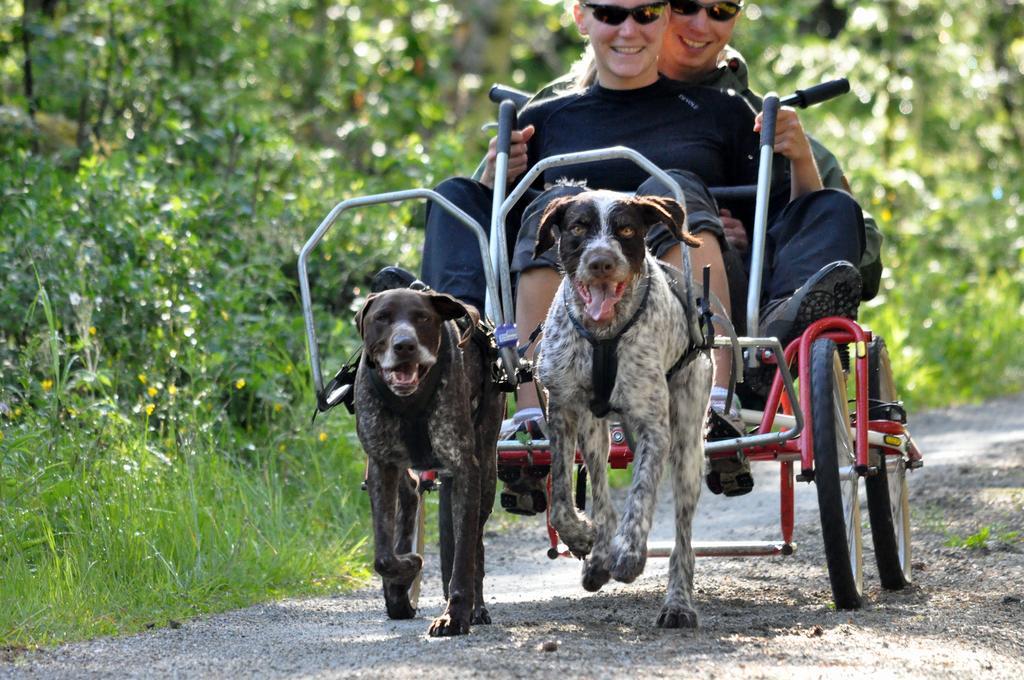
168, 385, 178, 396
88, 326, 97, 336
138, 373, 147, 385
273, 403, 283, 413
145, 404, 156, 416
41, 379, 53, 392
147, 386, 158, 397
235, 378, 246, 390
318, 431, 328, 442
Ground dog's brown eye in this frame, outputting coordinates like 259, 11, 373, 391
618, 226, 636, 239
570, 224, 587, 236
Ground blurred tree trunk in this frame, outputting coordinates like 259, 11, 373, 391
990, 0, 1024, 150
21, 0, 37, 120
449, 1, 516, 117
166, 1, 196, 77
300, 0, 328, 109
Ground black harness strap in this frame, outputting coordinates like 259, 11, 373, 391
659, 261, 713, 379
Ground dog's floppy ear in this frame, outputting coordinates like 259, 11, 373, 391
533, 195, 574, 259
427, 291, 474, 321
635, 196, 701, 247
427, 291, 479, 346
354, 292, 382, 339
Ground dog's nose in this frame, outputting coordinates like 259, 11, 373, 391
587, 256, 616, 278
392, 335, 418, 358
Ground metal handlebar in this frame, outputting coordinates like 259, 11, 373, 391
746, 78, 850, 352
780, 78, 850, 109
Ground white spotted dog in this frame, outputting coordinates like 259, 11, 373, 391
533, 189, 714, 629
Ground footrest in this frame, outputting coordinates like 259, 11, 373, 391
647, 540, 795, 558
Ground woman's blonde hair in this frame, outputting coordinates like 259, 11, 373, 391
561, 2, 598, 91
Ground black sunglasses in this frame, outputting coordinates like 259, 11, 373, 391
582, 2, 669, 26
669, 0, 743, 22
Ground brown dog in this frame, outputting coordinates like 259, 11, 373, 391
354, 288, 504, 636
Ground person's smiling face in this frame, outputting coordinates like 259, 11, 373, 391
574, 1, 671, 89
659, 1, 740, 82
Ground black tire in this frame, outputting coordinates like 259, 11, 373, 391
811, 338, 864, 610
865, 337, 912, 590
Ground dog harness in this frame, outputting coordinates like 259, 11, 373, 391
566, 262, 711, 418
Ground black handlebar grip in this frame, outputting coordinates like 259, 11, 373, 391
781, 78, 850, 109
760, 95, 780, 149
496, 100, 518, 157
489, 83, 531, 109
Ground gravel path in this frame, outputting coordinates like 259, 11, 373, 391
3, 394, 1023, 679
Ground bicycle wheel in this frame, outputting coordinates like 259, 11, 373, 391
811, 338, 864, 609
865, 337, 912, 590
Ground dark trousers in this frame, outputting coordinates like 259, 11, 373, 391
421, 177, 536, 313
421, 177, 864, 322
758, 188, 865, 302
421, 171, 722, 312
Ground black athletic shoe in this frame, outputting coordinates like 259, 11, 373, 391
370, 266, 420, 293
498, 418, 549, 516
705, 410, 754, 496
759, 261, 862, 347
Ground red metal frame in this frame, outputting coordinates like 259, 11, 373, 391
496, 317, 918, 560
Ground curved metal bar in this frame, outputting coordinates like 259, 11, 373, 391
746, 93, 779, 356
704, 336, 803, 454
298, 189, 502, 394
499, 146, 694, 309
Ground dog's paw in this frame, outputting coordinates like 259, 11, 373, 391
656, 602, 699, 629
581, 559, 611, 592
551, 509, 595, 557
471, 606, 491, 625
558, 523, 595, 558
428, 611, 471, 637
383, 579, 416, 620
609, 541, 647, 584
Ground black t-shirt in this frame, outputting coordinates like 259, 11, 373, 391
517, 76, 790, 228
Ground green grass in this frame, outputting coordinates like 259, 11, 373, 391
0, 405, 371, 646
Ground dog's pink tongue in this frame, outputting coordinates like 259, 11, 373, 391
586, 284, 623, 323
390, 365, 419, 387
